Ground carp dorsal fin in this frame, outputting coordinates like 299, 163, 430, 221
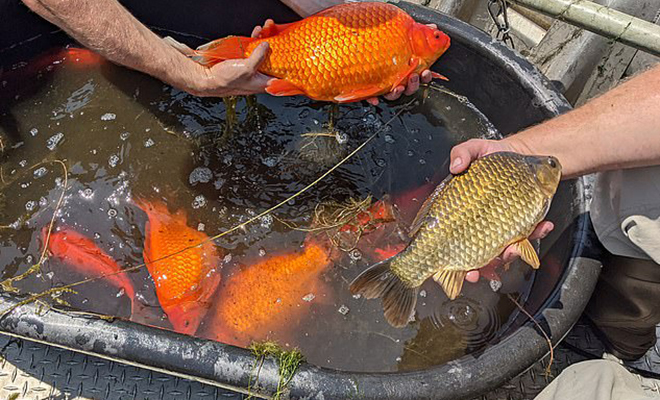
409, 175, 451, 237
516, 238, 540, 269
433, 269, 467, 300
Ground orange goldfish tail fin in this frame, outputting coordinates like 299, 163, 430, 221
192, 36, 254, 66
349, 258, 418, 328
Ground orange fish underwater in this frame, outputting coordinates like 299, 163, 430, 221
136, 200, 222, 335
338, 198, 396, 234
43, 227, 137, 314
204, 241, 332, 347
192, 2, 451, 103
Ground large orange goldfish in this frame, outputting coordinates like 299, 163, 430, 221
203, 242, 332, 347
135, 200, 222, 335
192, 2, 451, 103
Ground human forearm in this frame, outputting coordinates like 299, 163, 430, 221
279, 0, 344, 17
505, 65, 660, 178
21, 0, 207, 93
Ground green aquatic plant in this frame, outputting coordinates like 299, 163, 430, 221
247, 341, 305, 400
327, 103, 339, 132
223, 96, 239, 134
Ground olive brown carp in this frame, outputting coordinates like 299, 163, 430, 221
350, 152, 562, 327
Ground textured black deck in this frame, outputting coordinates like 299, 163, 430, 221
0, 334, 241, 400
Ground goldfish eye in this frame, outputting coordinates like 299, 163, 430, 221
548, 158, 557, 168
434, 32, 440, 39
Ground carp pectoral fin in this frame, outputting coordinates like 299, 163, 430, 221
431, 71, 449, 81
257, 22, 295, 38
266, 79, 306, 97
334, 86, 383, 103
516, 239, 540, 269
409, 175, 451, 236
349, 259, 418, 327
433, 270, 467, 300
392, 57, 420, 90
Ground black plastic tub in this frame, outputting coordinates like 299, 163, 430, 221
0, 1, 601, 398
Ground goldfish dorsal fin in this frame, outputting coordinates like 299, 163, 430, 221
258, 22, 295, 38
516, 238, 540, 269
433, 269, 467, 300
392, 57, 420, 90
409, 174, 451, 237
266, 79, 306, 97
333, 85, 383, 103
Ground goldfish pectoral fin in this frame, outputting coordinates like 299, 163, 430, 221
431, 71, 449, 81
392, 57, 421, 89
409, 175, 451, 236
266, 79, 306, 97
433, 270, 467, 300
258, 22, 295, 38
349, 259, 418, 327
333, 86, 383, 103
516, 239, 540, 269
192, 36, 253, 66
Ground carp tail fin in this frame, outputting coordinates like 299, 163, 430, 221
349, 258, 418, 328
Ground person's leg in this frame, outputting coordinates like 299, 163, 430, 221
535, 359, 658, 400
585, 250, 660, 360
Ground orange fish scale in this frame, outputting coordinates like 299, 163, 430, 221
210, 242, 331, 346
143, 209, 218, 307
247, 3, 415, 100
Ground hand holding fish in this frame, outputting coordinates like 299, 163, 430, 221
163, 36, 273, 97
449, 138, 556, 283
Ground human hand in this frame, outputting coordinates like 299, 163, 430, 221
189, 42, 272, 97
367, 23, 440, 106
449, 138, 555, 282
163, 36, 273, 97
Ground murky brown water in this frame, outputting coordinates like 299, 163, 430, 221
0, 46, 535, 373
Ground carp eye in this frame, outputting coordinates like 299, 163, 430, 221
548, 158, 557, 168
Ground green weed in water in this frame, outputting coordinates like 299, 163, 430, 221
247, 341, 305, 400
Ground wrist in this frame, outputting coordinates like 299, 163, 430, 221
501, 134, 534, 156
163, 54, 208, 94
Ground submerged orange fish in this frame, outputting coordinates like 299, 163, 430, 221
136, 200, 222, 335
192, 2, 451, 103
338, 198, 397, 234
43, 227, 136, 314
204, 241, 332, 347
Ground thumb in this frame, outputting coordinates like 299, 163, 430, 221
246, 42, 270, 71
449, 139, 490, 174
